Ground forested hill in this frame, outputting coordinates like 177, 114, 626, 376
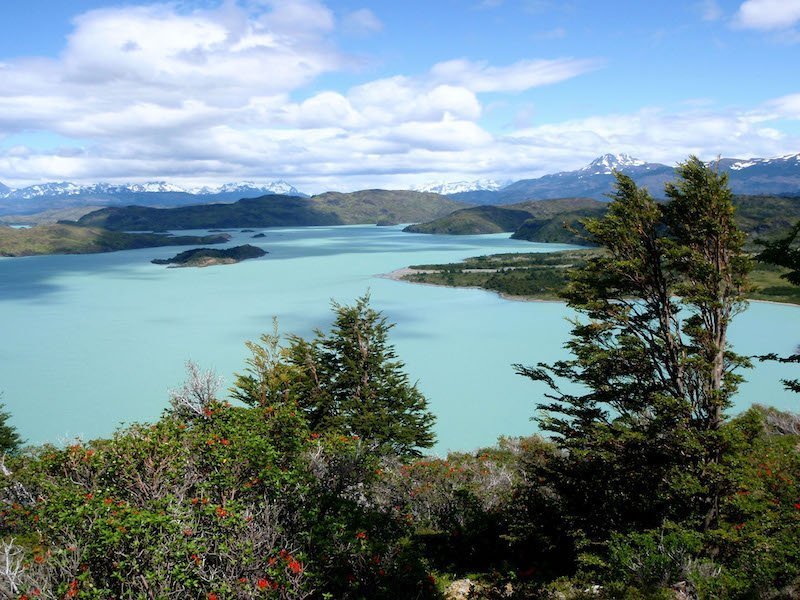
75, 191, 464, 231
405, 195, 800, 245
404, 197, 606, 244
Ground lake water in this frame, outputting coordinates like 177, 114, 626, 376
1, 225, 798, 453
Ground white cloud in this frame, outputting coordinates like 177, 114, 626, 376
342, 8, 383, 35
2, 1, 796, 193
429, 57, 602, 93
733, 0, 800, 30
766, 92, 800, 117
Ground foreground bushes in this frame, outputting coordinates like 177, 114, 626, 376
1, 400, 797, 598
0, 400, 437, 599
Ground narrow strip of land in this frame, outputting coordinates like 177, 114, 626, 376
382, 250, 800, 305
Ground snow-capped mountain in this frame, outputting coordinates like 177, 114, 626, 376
725, 153, 800, 171
579, 153, 647, 175
413, 179, 508, 195
1, 180, 303, 200
448, 152, 800, 204
0, 180, 306, 216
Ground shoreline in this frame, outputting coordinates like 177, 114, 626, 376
378, 267, 800, 307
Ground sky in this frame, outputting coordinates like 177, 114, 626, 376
0, 0, 799, 193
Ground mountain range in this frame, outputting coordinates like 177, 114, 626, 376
444, 153, 800, 204
0, 180, 305, 216
411, 179, 508, 195
2, 152, 798, 218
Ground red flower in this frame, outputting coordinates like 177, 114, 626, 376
288, 559, 303, 574
208, 594, 219, 600
215, 506, 228, 518
794, 502, 800, 510
66, 580, 79, 598
355, 531, 367, 540
257, 578, 270, 590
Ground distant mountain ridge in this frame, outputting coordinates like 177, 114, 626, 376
0, 180, 305, 216
2, 152, 799, 216
0, 179, 302, 200
411, 179, 508, 195
444, 153, 800, 204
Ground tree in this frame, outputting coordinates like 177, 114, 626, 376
515, 157, 750, 546
233, 295, 436, 458
756, 221, 800, 393
0, 398, 21, 454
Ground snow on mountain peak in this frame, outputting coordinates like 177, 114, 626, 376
0, 180, 304, 199
412, 179, 507, 195
582, 153, 646, 174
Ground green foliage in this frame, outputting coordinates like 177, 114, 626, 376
0, 400, 437, 598
285, 294, 436, 458
755, 220, 800, 391
0, 401, 22, 454
515, 158, 752, 563
232, 295, 436, 458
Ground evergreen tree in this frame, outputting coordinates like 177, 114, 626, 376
515, 157, 750, 545
288, 294, 435, 457
233, 295, 436, 458
0, 399, 22, 454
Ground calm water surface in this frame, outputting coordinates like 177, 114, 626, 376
1, 225, 798, 453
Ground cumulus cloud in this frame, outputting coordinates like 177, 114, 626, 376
733, 0, 800, 30
1, 1, 796, 193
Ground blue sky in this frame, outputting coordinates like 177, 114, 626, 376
0, 0, 799, 192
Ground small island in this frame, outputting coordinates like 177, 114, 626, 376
152, 244, 267, 268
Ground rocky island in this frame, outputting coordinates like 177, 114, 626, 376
151, 244, 267, 268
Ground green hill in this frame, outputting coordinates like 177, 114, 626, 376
404, 197, 606, 244
0, 224, 229, 257
76, 191, 464, 231
405, 195, 800, 245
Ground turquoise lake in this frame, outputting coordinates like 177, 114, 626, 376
1, 225, 798, 453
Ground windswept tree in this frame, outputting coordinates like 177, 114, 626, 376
756, 220, 800, 393
515, 157, 750, 544
233, 295, 436, 458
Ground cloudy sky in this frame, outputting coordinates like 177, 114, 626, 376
0, 0, 799, 192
